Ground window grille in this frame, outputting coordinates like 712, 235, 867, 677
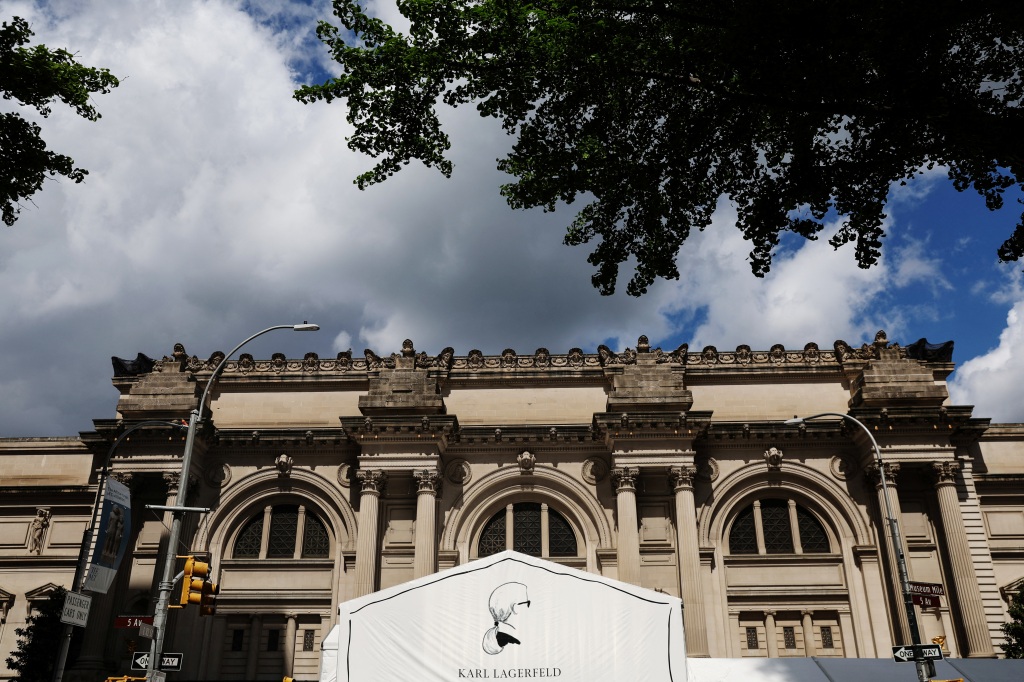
745, 626, 758, 649
234, 516, 263, 558
548, 509, 577, 556
231, 629, 244, 651
513, 503, 542, 555
477, 502, 578, 558
302, 514, 330, 558
303, 629, 315, 652
761, 501, 794, 553
478, 511, 506, 557
729, 499, 830, 555
233, 505, 332, 559
729, 507, 758, 554
797, 506, 830, 553
267, 505, 298, 558
783, 626, 796, 649
820, 626, 834, 649
267, 629, 280, 652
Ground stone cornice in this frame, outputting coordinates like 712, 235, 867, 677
141, 330, 948, 384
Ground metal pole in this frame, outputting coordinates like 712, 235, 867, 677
786, 413, 928, 681
52, 420, 187, 682
146, 324, 317, 682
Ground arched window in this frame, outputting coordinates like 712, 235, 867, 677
477, 502, 578, 558
232, 504, 332, 559
728, 499, 831, 555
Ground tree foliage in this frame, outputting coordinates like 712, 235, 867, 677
1, 16, 119, 227
297, 1, 1024, 295
1003, 584, 1024, 658
5, 586, 68, 682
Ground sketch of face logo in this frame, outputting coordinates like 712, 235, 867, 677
481, 582, 531, 655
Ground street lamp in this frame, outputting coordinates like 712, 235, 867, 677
147, 323, 319, 681
785, 413, 928, 682
52, 419, 189, 682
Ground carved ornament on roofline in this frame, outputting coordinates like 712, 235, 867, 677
180, 330, 930, 376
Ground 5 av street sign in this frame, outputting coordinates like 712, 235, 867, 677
892, 644, 944, 662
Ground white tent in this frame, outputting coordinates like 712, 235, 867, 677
321, 550, 686, 682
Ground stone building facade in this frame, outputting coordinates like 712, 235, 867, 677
1, 332, 1023, 680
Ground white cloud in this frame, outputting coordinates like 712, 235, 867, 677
949, 300, 1024, 422
0, 0, 1013, 434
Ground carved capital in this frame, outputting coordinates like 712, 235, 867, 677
110, 471, 134, 487
163, 471, 181, 494
932, 461, 961, 487
865, 462, 900, 489
415, 469, 441, 496
669, 466, 697, 492
357, 469, 388, 495
611, 467, 639, 492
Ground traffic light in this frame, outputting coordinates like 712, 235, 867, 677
199, 577, 219, 616
177, 557, 210, 606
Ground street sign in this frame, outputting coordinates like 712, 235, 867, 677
115, 615, 154, 629
59, 591, 92, 628
131, 652, 149, 670
892, 645, 914, 662
908, 581, 945, 597
912, 593, 939, 608
138, 622, 155, 639
130, 652, 182, 671
892, 644, 944, 662
159, 654, 183, 672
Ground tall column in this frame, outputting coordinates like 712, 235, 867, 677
670, 466, 709, 657
611, 467, 641, 584
244, 614, 262, 680
203, 616, 227, 678
414, 469, 441, 578
354, 470, 387, 596
932, 462, 995, 657
867, 462, 912, 644
801, 610, 816, 656
284, 613, 298, 677
764, 610, 779, 658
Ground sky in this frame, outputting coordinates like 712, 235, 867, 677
1, 0, 1023, 436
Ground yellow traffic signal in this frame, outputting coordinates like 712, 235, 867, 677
177, 555, 212, 608
200, 578, 219, 616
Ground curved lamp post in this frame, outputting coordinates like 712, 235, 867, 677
147, 323, 319, 681
785, 413, 927, 682
52, 419, 189, 682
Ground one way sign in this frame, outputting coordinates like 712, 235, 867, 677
891, 644, 944, 662
131, 652, 183, 671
